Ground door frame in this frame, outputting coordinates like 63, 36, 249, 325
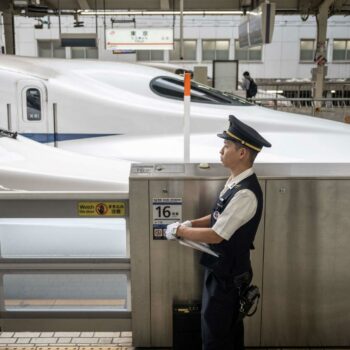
16, 79, 50, 143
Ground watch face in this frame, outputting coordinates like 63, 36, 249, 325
213, 210, 220, 220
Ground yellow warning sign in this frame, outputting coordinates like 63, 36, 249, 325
78, 202, 126, 217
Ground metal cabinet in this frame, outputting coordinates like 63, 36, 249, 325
130, 163, 350, 348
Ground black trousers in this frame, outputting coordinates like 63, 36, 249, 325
201, 268, 248, 350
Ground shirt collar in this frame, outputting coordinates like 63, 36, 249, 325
227, 167, 254, 189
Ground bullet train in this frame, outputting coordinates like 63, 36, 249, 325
0, 129, 130, 191
1, 55, 350, 168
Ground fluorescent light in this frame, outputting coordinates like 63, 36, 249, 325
79, 10, 244, 16
13, 0, 29, 6
331, 90, 336, 93
266, 90, 284, 94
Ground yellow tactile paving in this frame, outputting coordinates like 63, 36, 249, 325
5, 300, 126, 306
0, 347, 132, 350
0, 348, 38, 350
0, 348, 37, 350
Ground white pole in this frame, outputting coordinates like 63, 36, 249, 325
184, 72, 191, 163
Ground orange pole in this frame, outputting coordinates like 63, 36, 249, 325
183, 72, 191, 163
184, 72, 191, 97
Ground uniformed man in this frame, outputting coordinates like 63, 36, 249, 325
166, 115, 271, 350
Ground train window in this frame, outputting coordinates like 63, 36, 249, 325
170, 40, 197, 61
26, 88, 41, 121
150, 76, 250, 105
203, 40, 229, 61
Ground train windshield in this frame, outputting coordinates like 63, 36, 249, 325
150, 76, 250, 106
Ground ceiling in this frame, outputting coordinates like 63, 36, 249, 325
1, 0, 350, 15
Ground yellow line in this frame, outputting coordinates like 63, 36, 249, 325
5, 299, 126, 306
0, 348, 132, 350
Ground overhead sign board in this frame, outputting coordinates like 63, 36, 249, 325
106, 28, 173, 50
61, 34, 97, 47
238, 2, 276, 48
249, 11, 264, 46
238, 20, 250, 49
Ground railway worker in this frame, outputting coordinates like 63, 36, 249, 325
166, 115, 271, 350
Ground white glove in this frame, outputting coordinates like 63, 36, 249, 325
165, 222, 180, 240
181, 220, 192, 227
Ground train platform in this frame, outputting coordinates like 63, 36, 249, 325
0, 332, 348, 349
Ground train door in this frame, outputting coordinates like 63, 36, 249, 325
0, 102, 7, 129
16, 79, 51, 143
0, 88, 10, 130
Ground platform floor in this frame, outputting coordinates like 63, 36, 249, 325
1, 333, 348, 350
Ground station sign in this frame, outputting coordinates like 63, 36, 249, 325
106, 28, 173, 50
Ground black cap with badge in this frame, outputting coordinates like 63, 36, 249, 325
217, 115, 272, 152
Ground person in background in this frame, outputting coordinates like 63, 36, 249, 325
166, 115, 271, 350
242, 71, 257, 99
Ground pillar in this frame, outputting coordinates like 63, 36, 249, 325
313, 0, 334, 106
3, 8, 15, 55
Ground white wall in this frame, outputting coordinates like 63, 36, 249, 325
9, 14, 350, 80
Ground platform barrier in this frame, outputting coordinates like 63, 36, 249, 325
0, 192, 130, 332
250, 97, 350, 123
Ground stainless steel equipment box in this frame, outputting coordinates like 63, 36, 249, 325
130, 163, 350, 348
129, 163, 264, 348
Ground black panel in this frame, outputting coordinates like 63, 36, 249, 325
173, 302, 202, 350
61, 38, 96, 47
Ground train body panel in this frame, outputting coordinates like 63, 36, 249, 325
1, 56, 350, 192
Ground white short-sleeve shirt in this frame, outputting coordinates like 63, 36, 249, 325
212, 168, 258, 241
